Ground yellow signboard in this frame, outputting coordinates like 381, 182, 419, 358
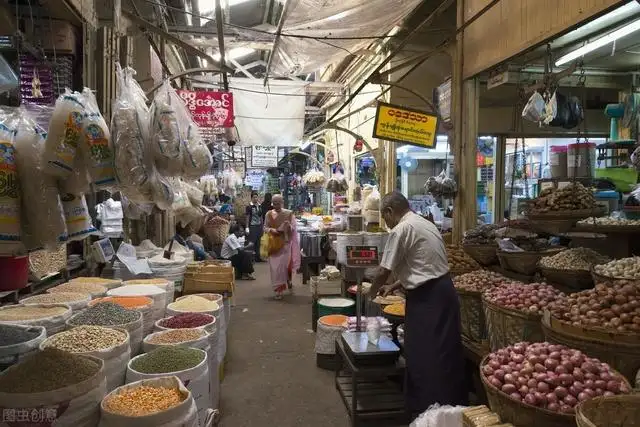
372, 102, 439, 148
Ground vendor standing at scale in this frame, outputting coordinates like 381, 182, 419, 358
370, 192, 467, 419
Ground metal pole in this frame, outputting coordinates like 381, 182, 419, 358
263, 0, 294, 85
214, 0, 229, 90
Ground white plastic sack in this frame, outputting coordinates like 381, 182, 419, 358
543, 91, 558, 125
410, 404, 466, 427
40, 327, 131, 393
61, 193, 97, 241
0, 304, 72, 335
126, 350, 211, 425
107, 285, 166, 325
80, 88, 116, 188
0, 325, 46, 371
522, 91, 546, 123
0, 113, 22, 254
99, 376, 198, 427
0, 356, 106, 427
363, 186, 380, 211
67, 311, 143, 356
43, 90, 87, 177
13, 110, 67, 250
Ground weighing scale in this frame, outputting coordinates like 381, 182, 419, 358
341, 245, 400, 366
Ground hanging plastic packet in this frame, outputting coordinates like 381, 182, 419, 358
81, 88, 116, 188
182, 180, 204, 207
170, 179, 192, 212
182, 122, 212, 180
61, 193, 98, 241
150, 173, 175, 211
60, 152, 91, 195
0, 111, 23, 254
522, 91, 546, 123
121, 194, 154, 220
43, 90, 86, 177
111, 64, 153, 196
13, 108, 68, 250
150, 81, 183, 176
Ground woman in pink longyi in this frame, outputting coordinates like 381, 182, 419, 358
264, 194, 301, 300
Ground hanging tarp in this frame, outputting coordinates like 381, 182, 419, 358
269, 0, 423, 76
231, 78, 305, 147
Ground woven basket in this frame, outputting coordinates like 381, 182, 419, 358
539, 266, 594, 292
457, 288, 486, 343
204, 220, 230, 245
463, 243, 498, 266
482, 296, 544, 351
480, 356, 575, 427
497, 248, 564, 276
591, 269, 640, 287
576, 394, 640, 427
542, 315, 640, 384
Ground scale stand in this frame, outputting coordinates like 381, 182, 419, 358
341, 246, 400, 365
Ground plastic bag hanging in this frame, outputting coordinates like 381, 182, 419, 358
60, 193, 97, 241
522, 91, 546, 123
13, 108, 68, 250
80, 88, 116, 188
150, 81, 184, 176
0, 111, 23, 254
111, 64, 154, 200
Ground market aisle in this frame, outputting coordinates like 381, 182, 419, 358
219, 262, 350, 427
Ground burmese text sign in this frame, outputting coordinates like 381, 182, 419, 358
372, 102, 438, 148
176, 90, 234, 128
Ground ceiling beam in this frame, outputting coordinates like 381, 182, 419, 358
229, 58, 258, 79
214, 0, 229, 90
263, 0, 293, 85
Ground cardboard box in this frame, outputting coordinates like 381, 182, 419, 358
27, 19, 77, 54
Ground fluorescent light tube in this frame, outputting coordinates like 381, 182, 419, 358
555, 18, 640, 66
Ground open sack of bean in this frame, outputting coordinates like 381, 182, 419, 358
99, 376, 208, 427
126, 347, 211, 425
41, 326, 130, 392
481, 342, 632, 419
0, 348, 107, 427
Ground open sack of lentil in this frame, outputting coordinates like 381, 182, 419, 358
0, 304, 72, 335
99, 376, 211, 427
108, 284, 167, 326
41, 326, 130, 392
126, 347, 211, 424
68, 302, 144, 355
0, 348, 107, 427
0, 324, 46, 371
91, 296, 155, 335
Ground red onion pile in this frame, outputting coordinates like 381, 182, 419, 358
453, 270, 509, 293
484, 283, 565, 315
483, 342, 631, 414
549, 283, 640, 333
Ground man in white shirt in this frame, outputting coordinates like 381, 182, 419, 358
221, 225, 255, 280
371, 192, 467, 419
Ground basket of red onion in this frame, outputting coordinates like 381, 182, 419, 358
481, 342, 632, 427
542, 282, 640, 384
483, 282, 565, 351
575, 394, 640, 427
453, 270, 508, 343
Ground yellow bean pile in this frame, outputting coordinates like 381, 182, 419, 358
103, 385, 185, 416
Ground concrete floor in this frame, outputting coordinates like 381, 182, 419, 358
219, 262, 351, 427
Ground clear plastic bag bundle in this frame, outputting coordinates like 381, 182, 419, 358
0, 110, 23, 254
13, 108, 67, 250
170, 179, 192, 212
302, 169, 325, 188
121, 195, 154, 220
111, 65, 153, 200
43, 90, 87, 177
222, 168, 240, 196
182, 180, 204, 207
326, 171, 349, 193
150, 82, 183, 176
60, 153, 91, 195
150, 173, 175, 211
80, 88, 116, 188
424, 169, 457, 197
182, 122, 212, 180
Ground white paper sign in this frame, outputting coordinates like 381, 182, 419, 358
245, 169, 266, 190
251, 145, 278, 168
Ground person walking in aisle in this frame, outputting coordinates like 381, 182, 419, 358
370, 192, 467, 420
221, 225, 256, 280
245, 191, 263, 262
260, 193, 273, 224
264, 194, 300, 300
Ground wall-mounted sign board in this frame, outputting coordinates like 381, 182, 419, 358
372, 102, 439, 148
251, 145, 278, 168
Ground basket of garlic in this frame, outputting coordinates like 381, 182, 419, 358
592, 257, 640, 286
303, 170, 326, 189
576, 216, 640, 233
538, 248, 610, 292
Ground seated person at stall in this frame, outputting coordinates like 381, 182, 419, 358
221, 225, 256, 280
173, 223, 213, 261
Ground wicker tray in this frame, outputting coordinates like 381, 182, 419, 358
538, 266, 594, 292
542, 314, 640, 384
482, 296, 544, 351
480, 356, 575, 427
591, 269, 640, 287
527, 207, 607, 220
457, 288, 487, 343
463, 243, 498, 266
576, 395, 640, 427
497, 248, 564, 276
